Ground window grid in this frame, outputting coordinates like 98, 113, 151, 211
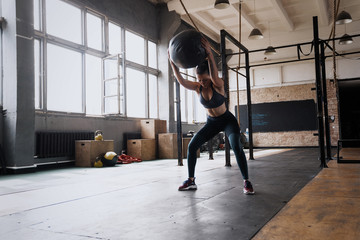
34, 0, 159, 118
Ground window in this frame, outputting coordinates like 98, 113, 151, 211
103, 55, 121, 114
46, 0, 82, 44
86, 12, 103, 51
148, 40, 157, 69
174, 69, 206, 123
125, 30, 145, 65
86, 54, 102, 115
149, 74, 158, 118
34, 0, 41, 31
47, 43, 82, 112
126, 68, 146, 118
34, 0, 158, 118
109, 22, 122, 55
34, 39, 41, 109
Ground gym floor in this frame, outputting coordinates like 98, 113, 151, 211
1, 148, 326, 239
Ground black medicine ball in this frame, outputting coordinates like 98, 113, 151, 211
169, 30, 207, 69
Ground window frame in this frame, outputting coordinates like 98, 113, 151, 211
34, 0, 159, 119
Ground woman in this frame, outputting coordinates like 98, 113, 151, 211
168, 37, 254, 195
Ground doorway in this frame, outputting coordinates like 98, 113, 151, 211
338, 78, 360, 146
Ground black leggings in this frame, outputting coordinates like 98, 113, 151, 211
187, 110, 249, 179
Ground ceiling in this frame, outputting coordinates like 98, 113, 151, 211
151, 0, 360, 66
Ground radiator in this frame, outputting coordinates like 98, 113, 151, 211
35, 131, 94, 158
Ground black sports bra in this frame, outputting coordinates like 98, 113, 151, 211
199, 85, 225, 109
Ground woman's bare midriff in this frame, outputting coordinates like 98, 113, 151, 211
206, 103, 227, 117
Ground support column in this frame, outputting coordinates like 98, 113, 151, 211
2, 0, 35, 172
320, 42, 332, 160
158, 5, 181, 133
313, 16, 327, 168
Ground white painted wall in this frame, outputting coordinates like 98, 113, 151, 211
229, 57, 360, 91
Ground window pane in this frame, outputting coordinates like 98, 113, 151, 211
34, 0, 41, 30
181, 86, 186, 122
148, 41, 157, 69
87, 13, 103, 51
34, 39, 41, 109
195, 99, 207, 122
46, 0, 82, 44
47, 43, 82, 112
187, 90, 194, 123
126, 68, 145, 118
125, 31, 144, 65
109, 22, 121, 55
85, 54, 101, 115
104, 80, 117, 96
104, 96, 118, 114
149, 74, 158, 118
103, 57, 118, 80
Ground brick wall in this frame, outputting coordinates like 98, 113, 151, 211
229, 83, 339, 147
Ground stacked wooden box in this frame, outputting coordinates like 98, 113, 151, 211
158, 133, 199, 159
127, 119, 198, 160
75, 140, 114, 167
127, 119, 166, 161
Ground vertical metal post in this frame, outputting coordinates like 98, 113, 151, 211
208, 138, 214, 160
245, 52, 254, 160
313, 17, 327, 168
220, 30, 231, 166
175, 80, 183, 166
320, 42, 332, 160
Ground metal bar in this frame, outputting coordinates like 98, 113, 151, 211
313, 16, 327, 168
227, 33, 360, 57
337, 77, 360, 82
238, 49, 360, 69
221, 29, 248, 52
179, 71, 197, 79
245, 52, 254, 160
221, 30, 231, 166
229, 67, 246, 78
227, 41, 313, 56
241, 57, 315, 69
321, 41, 332, 160
175, 80, 183, 166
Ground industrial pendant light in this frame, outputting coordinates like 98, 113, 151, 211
264, 22, 276, 55
248, 0, 263, 40
336, 11, 352, 24
264, 46, 277, 55
339, 24, 353, 45
339, 34, 353, 45
249, 28, 264, 40
214, 0, 230, 9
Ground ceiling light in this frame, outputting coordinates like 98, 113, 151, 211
339, 34, 353, 45
248, 28, 264, 40
336, 11, 352, 25
264, 46, 277, 55
214, 0, 230, 9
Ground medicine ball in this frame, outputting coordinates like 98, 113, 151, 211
102, 151, 118, 166
169, 30, 207, 69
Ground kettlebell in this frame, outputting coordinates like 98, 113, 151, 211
95, 130, 103, 141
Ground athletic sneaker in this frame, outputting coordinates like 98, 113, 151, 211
244, 180, 255, 195
178, 178, 197, 191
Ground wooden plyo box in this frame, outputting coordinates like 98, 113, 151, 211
158, 133, 199, 159
75, 140, 114, 167
127, 139, 156, 161
140, 119, 167, 139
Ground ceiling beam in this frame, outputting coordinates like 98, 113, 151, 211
269, 0, 294, 31
167, 0, 240, 14
229, 3, 257, 30
316, 0, 330, 26
192, 12, 224, 35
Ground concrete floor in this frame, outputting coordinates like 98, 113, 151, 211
0, 148, 322, 240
